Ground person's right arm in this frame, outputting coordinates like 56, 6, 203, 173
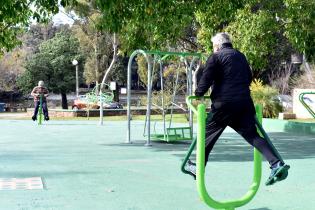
31, 87, 38, 97
194, 54, 218, 97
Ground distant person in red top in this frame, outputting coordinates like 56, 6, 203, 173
31, 81, 49, 121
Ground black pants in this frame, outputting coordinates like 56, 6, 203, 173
33, 101, 49, 118
205, 99, 280, 166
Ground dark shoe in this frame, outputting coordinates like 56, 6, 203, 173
44, 116, 49, 121
32, 115, 36, 121
185, 159, 196, 180
265, 162, 290, 186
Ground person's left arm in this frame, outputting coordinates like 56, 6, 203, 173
43, 88, 49, 98
194, 54, 218, 97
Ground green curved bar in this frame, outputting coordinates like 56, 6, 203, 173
38, 94, 43, 125
299, 92, 315, 118
186, 96, 262, 210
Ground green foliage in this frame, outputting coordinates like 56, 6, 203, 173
226, 7, 279, 70
70, 0, 115, 85
197, 0, 315, 73
195, 0, 246, 52
283, 0, 315, 61
0, 0, 76, 54
136, 55, 159, 88
17, 30, 83, 95
95, 0, 197, 52
250, 79, 282, 118
0, 48, 28, 91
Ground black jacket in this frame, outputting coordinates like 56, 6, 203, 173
195, 43, 252, 102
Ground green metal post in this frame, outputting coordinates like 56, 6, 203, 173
181, 138, 196, 175
38, 94, 43, 125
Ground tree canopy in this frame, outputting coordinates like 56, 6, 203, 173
96, 0, 197, 52
0, 0, 75, 54
17, 29, 83, 108
95, 0, 315, 74
1, 0, 315, 99
70, 0, 115, 86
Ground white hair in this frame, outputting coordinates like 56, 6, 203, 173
211, 32, 232, 46
38, 80, 44, 87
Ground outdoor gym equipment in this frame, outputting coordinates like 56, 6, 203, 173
126, 50, 207, 145
85, 84, 114, 105
182, 96, 283, 210
144, 57, 191, 142
37, 94, 44, 125
83, 84, 114, 119
299, 92, 315, 118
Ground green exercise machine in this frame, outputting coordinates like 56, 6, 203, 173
299, 92, 315, 118
181, 96, 284, 210
37, 94, 44, 125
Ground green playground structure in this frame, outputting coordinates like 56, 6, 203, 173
126, 50, 207, 145
182, 96, 283, 210
37, 94, 44, 125
299, 92, 315, 118
150, 127, 193, 142
85, 84, 114, 105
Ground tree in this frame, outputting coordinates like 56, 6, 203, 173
0, 23, 71, 93
95, 0, 315, 84
72, 21, 114, 86
95, 0, 197, 52
0, 48, 28, 92
17, 29, 83, 109
0, 0, 76, 54
107, 55, 128, 86
67, 0, 120, 94
23, 22, 70, 53
196, 0, 315, 79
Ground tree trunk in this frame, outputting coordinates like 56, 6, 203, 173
61, 93, 68, 109
114, 83, 119, 102
95, 81, 99, 94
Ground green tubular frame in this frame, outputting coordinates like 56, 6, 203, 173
38, 94, 43, 125
127, 49, 208, 145
299, 92, 315, 118
182, 96, 264, 210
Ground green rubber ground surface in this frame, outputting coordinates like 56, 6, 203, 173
0, 119, 314, 210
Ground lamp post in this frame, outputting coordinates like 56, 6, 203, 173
72, 59, 79, 98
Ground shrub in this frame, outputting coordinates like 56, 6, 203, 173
250, 79, 282, 118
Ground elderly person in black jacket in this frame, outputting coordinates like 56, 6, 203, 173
186, 32, 289, 186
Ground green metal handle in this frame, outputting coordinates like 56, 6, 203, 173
185, 96, 211, 115
299, 92, 315, 118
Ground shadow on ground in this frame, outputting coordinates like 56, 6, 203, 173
103, 132, 315, 162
